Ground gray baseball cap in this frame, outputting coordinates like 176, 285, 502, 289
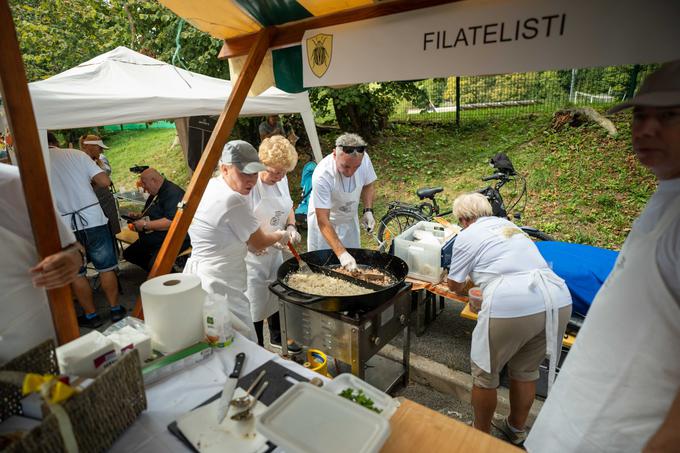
608, 60, 680, 114
220, 140, 266, 174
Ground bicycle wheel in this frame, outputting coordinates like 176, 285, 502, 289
377, 209, 428, 252
520, 227, 555, 242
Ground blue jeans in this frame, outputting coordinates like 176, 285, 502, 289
74, 224, 118, 276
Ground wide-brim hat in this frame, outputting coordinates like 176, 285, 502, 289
220, 140, 266, 174
608, 60, 680, 114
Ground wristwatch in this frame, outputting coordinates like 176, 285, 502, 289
142, 221, 149, 232
363, 208, 373, 214
284, 223, 296, 230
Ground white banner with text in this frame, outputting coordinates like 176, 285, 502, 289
302, 0, 680, 87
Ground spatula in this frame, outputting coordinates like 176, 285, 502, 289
287, 242, 312, 274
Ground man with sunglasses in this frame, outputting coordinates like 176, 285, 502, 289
307, 133, 377, 270
526, 61, 680, 452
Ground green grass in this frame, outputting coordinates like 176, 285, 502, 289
104, 129, 190, 190
103, 110, 654, 251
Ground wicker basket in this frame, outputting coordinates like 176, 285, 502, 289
0, 340, 147, 452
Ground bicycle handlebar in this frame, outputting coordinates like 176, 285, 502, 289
482, 172, 505, 182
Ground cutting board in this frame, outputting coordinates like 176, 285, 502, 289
176, 388, 269, 453
168, 360, 309, 452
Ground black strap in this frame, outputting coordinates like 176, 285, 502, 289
61, 201, 100, 232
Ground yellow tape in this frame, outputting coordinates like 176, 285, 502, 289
22, 373, 76, 404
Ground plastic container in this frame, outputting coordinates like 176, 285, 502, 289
256, 382, 390, 453
324, 373, 400, 419
468, 287, 483, 314
394, 221, 457, 282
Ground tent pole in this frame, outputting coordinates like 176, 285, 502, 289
133, 28, 274, 318
0, 0, 79, 344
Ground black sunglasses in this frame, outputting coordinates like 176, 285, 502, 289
339, 145, 367, 154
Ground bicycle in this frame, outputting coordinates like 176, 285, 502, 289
375, 153, 554, 252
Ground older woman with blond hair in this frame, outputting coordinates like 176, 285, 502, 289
245, 135, 302, 351
446, 192, 571, 444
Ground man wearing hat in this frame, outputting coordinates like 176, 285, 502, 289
184, 140, 290, 341
80, 134, 120, 236
526, 61, 680, 452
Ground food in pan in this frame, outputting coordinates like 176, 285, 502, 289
285, 272, 373, 296
331, 266, 396, 286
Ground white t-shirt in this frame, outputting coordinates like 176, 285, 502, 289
448, 216, 571, 318
189, 177, 260, 257
0, 163, 75, 362
248, 176, 292, 210
631, 177, 680, 302
308, 152, 377, 214
0, 164, 75, 246
49, 148, 108, 230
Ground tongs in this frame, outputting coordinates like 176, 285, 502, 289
287, 242, 383, 291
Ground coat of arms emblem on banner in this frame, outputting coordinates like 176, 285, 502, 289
306, 33, 333, 78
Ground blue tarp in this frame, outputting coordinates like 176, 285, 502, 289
536, 241, 619, 317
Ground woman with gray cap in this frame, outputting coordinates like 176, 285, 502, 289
184, 140, 290, 341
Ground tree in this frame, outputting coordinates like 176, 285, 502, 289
310, 82, 426, 142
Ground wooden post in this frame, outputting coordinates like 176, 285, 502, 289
133, 28, 274, 318
0, 0, 79, 344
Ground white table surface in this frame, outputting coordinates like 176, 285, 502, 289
111, 333, 324, 452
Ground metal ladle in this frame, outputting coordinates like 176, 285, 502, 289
230, 370, 266, 409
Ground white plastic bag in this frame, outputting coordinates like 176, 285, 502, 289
203, 294, 235, 348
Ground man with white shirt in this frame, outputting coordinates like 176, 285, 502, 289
307, 133, 377, 271
526, 61, 680, 452
49, 146, 123, 328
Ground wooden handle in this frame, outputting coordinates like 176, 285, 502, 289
287, 241, 303, 263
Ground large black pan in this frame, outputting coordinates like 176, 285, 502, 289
269, 248, 409, 313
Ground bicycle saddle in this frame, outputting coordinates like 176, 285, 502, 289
416, 187, 443, 199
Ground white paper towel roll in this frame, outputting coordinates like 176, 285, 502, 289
140, 273, 206, 354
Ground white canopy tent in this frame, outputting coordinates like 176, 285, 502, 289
26, 46, 322, 162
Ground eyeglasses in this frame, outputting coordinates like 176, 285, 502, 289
338, 145, 367, 154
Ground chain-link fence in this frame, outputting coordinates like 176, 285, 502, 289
392, 64, 658, 123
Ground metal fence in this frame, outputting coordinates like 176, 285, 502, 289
392, 64, 658, 123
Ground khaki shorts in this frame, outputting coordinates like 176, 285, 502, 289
471, 305, 571, 389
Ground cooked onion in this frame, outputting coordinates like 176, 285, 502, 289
286, 272, 372, 296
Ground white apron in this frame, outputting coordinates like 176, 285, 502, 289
472, 268, 564, 393
245, 178, 293, 322
526, 195, 680, 453
307, 171, 362, 251
0, 226, 57, 363
183, 241, 257, 342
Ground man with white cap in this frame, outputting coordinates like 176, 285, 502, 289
526, 61, 680, 452
184, 140, 290, 341
80, 134, 120, 236
307, 132, 376, 271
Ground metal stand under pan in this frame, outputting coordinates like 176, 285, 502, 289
278, 283, 412, 393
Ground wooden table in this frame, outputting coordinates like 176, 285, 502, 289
382, 399, 520, 453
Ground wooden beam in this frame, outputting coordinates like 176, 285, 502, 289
133, 27, 274, 318
0, 0, 79, 344
218, 0, 461, 59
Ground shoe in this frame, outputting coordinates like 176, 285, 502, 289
492, 417, 527, 445
78, 312, 103, 329
109, 305, 127, 323
269, 338, 303, 354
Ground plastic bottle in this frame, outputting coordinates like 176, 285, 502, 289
203, 294, 234, 348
